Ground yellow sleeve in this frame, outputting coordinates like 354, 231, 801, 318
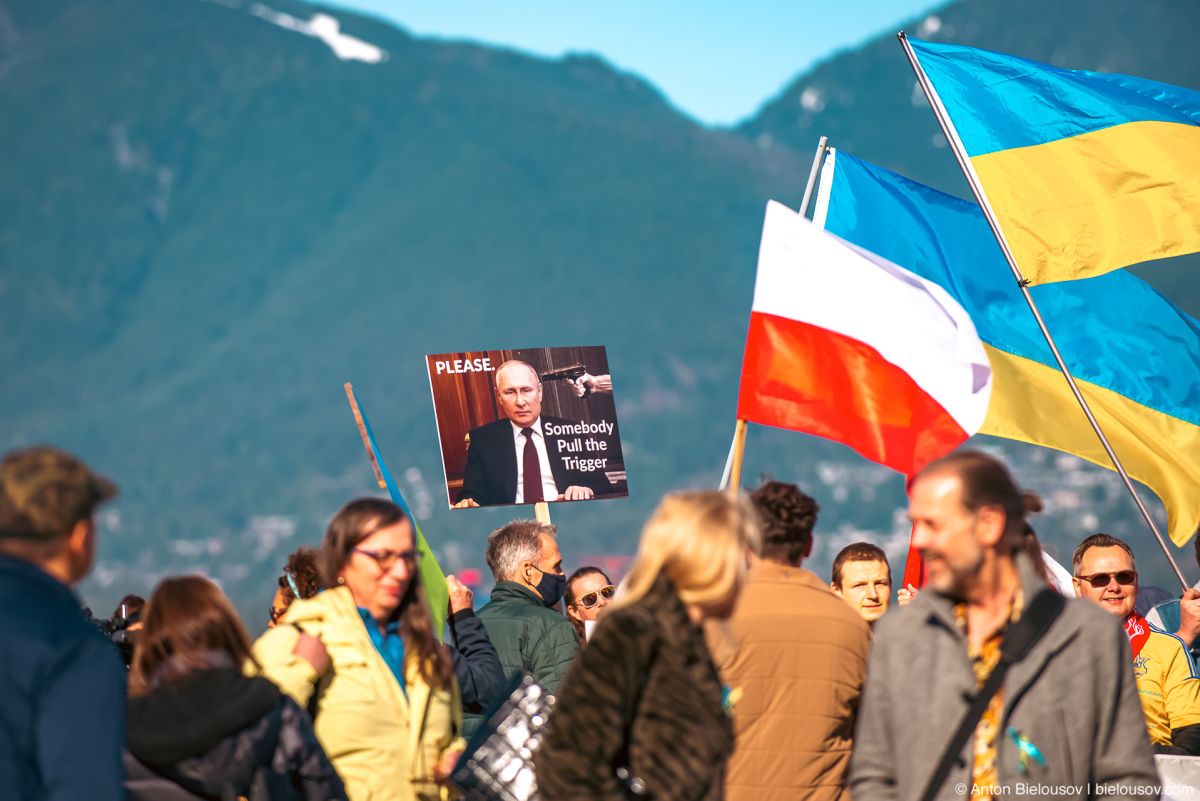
252, 624, 321, 707
1163, 635, 1200, 731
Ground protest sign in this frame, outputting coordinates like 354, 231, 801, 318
426, 346, 628, 509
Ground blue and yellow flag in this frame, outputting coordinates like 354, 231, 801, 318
814, 149, 1200, 546
908, 37, 1200, 286
345, 384, 450, 639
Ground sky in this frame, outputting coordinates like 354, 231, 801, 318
323, 0, 948, 126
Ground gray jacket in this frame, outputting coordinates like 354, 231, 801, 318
850, 555, 1158, 801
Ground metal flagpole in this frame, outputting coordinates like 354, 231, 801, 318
720, 137, 832, 493
898, 31, 1187, 589
719, 423, 739, 490
800, 136, 830, 219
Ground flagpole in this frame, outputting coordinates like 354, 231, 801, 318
726, 419, 749, 497
719, 423, 739, 490
799, 136, 830, 219
721, 137, 831, 494
898, 31, 1187, 590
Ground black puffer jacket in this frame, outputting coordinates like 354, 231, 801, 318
124, 667, 347, 801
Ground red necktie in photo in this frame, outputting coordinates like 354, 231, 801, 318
522, 428, 544, 503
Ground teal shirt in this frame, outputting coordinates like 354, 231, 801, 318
358, 607, 406, 696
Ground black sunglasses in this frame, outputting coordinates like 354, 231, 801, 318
1075, 570, 1137, 588
579, 585, 616, 609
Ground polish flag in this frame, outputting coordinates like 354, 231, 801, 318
737, 201, 992, 476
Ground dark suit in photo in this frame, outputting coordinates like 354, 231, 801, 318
456, 416, 612, 506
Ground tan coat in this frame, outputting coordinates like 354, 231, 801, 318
253, 587, 465, 801
708, 562, 870, 801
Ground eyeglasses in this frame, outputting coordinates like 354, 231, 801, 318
579, 584, 615, 609
1074, 570, 1138, 588
353, 547, 421, 572
268, 606, 287, 624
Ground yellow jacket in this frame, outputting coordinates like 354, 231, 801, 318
252, 587, 465, 801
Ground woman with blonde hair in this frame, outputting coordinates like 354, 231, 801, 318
535, 490, 761, 801
123, 575, 345, 801
253, 498, 465, 801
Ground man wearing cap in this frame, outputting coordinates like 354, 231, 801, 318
0, 446, 124, 801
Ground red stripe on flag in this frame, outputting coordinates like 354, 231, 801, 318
737, 311, 969, 476
902, 527, 927, 591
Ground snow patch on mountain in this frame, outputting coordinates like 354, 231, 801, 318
249, 4, 387, 64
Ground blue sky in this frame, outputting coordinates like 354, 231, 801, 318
324, 0, 948, 126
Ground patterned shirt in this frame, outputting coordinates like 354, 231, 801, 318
954, 590, 1023, 801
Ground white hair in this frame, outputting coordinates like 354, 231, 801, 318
485, 519, 556, 581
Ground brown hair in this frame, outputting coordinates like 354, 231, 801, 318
129, 575, 258, 696
915, 450, 1032, 548
564, 566, 611, 641
113, 594, 145, 620
749, 480, 818, 566
1072, 533, 1136, 575
321, 498, 453, 690
278, 546, 321, 604
831, 542, 890, 588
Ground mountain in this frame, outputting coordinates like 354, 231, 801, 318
1, 0, 1196, 623
0, 0, 818, 619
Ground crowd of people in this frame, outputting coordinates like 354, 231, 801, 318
2, 443, 1198, 800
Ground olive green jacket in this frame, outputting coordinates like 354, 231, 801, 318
463, 581, 580, 737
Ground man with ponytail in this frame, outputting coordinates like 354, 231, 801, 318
851, 450, 1157, 801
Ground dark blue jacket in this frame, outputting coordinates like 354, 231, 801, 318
447, 608, 506, 714
0, 556, 126, 801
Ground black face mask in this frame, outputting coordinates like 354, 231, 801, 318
533, 568, 566, 608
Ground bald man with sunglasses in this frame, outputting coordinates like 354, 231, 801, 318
1073, 533, 1200, 755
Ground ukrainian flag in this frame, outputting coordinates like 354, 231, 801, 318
907, 37, 1200, 286
814, 149, 1200, 546
348, 388, 450, 638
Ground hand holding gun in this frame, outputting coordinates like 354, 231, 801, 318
540, 363, 591, 397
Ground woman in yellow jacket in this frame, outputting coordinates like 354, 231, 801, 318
254, 498, 465, 801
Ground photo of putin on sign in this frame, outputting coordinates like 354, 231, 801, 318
427, 347, 628, 510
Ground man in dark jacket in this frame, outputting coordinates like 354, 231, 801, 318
453, 360, 611, 507
0, 446, 125, 801
445, 573, 506, 714
464, 519, 580, 736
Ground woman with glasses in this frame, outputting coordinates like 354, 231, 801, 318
254, 498, 465, 801
563, 566, 614, 644
535, 490, 761, 801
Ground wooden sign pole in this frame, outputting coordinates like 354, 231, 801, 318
726, 419, 748, 497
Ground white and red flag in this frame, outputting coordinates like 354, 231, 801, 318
737, 201, 993, 476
